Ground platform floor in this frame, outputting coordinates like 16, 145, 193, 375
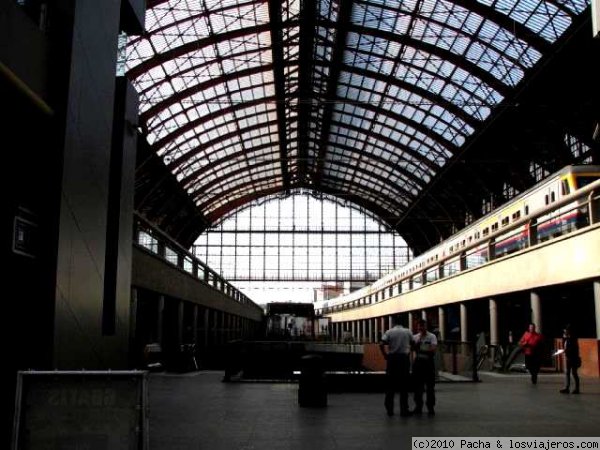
148, 371, 600, 450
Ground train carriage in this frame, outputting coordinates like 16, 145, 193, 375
315, 165, 600, 315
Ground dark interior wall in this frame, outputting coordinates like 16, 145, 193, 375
2, 4, 62, 445
0, 1, 49, 99
52, 0, 127, 369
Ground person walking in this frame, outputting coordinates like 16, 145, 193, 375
518, 323, 544, 384
411, 319, 438, 416
379, 315, 413, 417
560, 324, 580, 394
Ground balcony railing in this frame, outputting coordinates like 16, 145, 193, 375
133, 214, 263, 313
319, 180, 600, 315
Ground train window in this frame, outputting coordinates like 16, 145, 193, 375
575, 176, 600, 188
492, 223, 498, 231
482, 228, 489, 236
525, 205, 529, 215
561, 180, 570, 195
475, 231, 480, 239
501, 217, 509, 227
551, 192, 556, 202
544, 194, 549, 205
512, 211, 521, 221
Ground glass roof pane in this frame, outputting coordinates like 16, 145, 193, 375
126, 0, 589, 224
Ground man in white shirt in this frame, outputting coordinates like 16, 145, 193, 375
412, 319, 438, 416
380, 315, 413, 417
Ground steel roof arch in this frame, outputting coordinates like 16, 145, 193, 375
126, 0, 591, 234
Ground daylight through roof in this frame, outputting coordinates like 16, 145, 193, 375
125, 0, 590, 229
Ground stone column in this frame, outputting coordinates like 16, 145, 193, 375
594, 280, 600, 339
489, 298, 498, 346
438, 307, 446, 341
177, 300, 184, 348
530, 291, 542, 333
157, 295, 165, 346
460, 303, 468, 343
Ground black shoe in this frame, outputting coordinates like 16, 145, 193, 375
386, 408, 394, 416
572, 389, 580, 394
427, 409, 435, 416
559, 388, 569, 394
411, 408, 423, 415
400, 411, 413, 417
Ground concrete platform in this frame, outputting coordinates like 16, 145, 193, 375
148, 371, 600, 450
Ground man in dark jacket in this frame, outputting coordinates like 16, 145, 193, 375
560, 324, 580, 394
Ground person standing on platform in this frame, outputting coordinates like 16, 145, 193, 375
379, 315, 413, 417
411, 319, 438, 416
560, 324, 580, 394
518, 323, 544, 384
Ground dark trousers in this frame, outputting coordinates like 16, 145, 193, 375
384, 353, 410, 414
525, 354, 540, 384
565, 360, 580, 390
413, 359, 435, 411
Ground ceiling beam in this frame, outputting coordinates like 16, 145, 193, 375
268, 0, 291, 190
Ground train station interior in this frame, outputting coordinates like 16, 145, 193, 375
3, 0, 600, 447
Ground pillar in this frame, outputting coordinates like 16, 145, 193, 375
203, 308, 209, 348
460, 303, 468, 343
177, 301, 184, 348
593, 279, 600, 339
530, 291, 542, 333
157, 295, 165, 346
438, 307, 446, 341
193, 305, 198, 345
489, 298, 498, 346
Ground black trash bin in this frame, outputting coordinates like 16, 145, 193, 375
298, 354, 327, 407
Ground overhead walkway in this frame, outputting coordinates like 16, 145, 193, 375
130, 215, 264, 369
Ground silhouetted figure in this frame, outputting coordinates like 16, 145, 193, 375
560, 324, 580, 394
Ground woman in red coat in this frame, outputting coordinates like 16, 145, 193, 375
519, 323, 543, 384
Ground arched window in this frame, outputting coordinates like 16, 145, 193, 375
192, 190, 411, 303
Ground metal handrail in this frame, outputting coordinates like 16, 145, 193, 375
320, 180, 600, 314
133, 213, 263, 312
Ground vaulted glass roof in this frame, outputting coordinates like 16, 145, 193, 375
125, 0, 589, 226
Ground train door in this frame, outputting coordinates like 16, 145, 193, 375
538, 179, 559, 241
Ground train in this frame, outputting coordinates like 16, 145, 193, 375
315, 164, 600, 314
